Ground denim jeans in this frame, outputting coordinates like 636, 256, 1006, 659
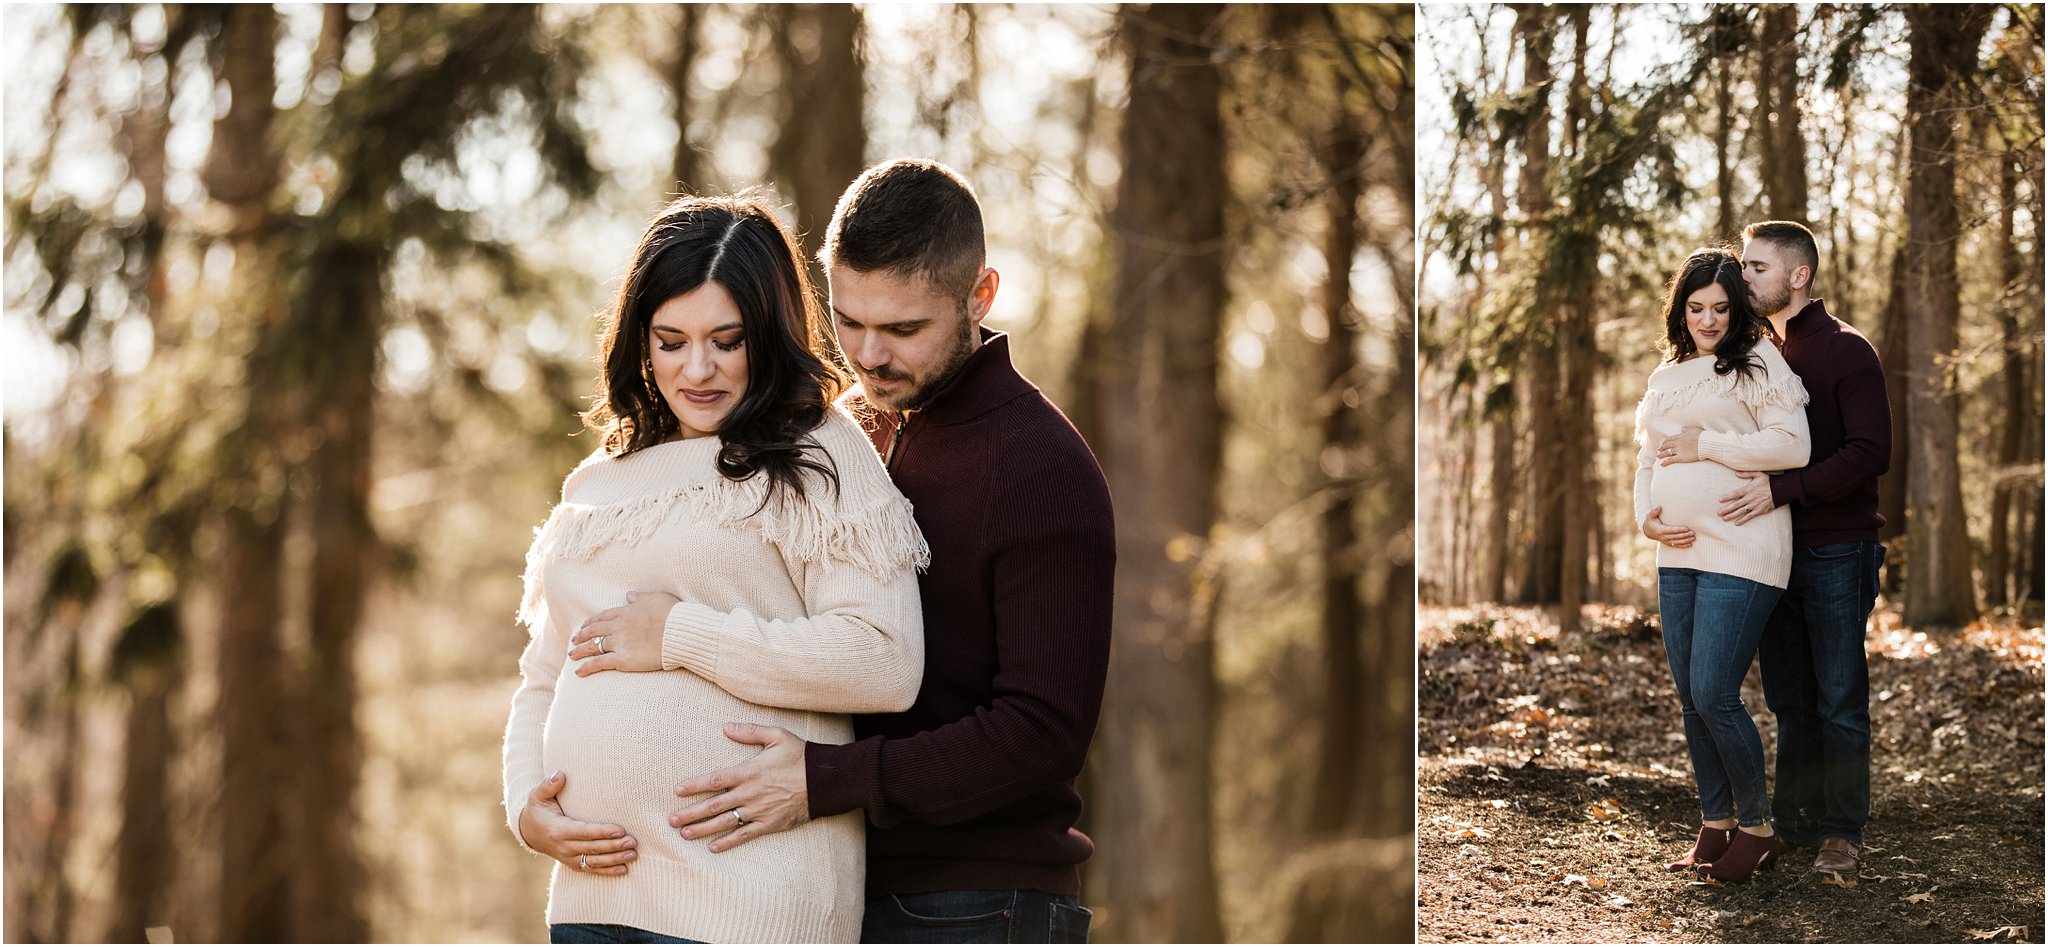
1759, 541, 1884, 846
1659, 568, 1781, 827
549, 923, 701, 944
860, 890, 1092, 944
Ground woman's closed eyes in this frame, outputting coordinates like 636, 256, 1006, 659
656, 336, 745, 353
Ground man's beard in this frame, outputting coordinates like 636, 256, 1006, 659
867, 314, 977, 413
1748, 278, 1792, 317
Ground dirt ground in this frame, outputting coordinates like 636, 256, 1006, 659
1417, 604, 2046, 944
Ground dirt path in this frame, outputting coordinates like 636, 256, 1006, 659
1417, 605, 2045, 944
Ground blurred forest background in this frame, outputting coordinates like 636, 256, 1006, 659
1, 3, 1412, 944
1420, 2, 2044, 628
1416, 5, 2044, 942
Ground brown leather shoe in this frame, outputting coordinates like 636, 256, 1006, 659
1698, 829, 1787, 883
1813, 838, 1859, 888
1667, 826, 1733, 871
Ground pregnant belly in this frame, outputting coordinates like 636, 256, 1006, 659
538, 668, 862, 911
1649, 461, 1745, 533
539, 670, 853, 840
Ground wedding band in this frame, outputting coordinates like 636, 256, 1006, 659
598, 635, 610, 654
732, 808, 747, 826
579, 854, 589, 871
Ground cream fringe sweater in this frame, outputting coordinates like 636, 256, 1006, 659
1633, 343, 1812, 589
502, 406, 929, 943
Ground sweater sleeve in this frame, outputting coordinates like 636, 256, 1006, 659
657, 507, 926, 714
1632, 388, 1656, 530
502, 601, 566, 856
656, 414, 929, 714
1771, 338, 1892, 508
804, 432, 1116, 828
1697, 354, 1812, 473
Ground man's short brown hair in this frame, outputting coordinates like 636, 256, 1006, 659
820, 159, 986, 300
1742, 219, 1820, 286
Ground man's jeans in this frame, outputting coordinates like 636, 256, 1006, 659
861, 890, 1092, 944
1759, 541, 1885, 846
1659, 568, 1781, 827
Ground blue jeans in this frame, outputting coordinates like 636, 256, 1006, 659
1659, 568, 1781, 827
549, 923, 701, 944
1759, 541, 1884, 846
860, 890, 1092, 944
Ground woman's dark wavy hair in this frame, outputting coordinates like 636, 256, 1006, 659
582, 194, 849, 508
1660, 246, 1764, 379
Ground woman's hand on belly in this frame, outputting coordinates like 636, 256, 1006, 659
570, 590, 682, 675
518, 771, 640, 876
1656, 426, 1704, 466
1642, 506, 1696, 548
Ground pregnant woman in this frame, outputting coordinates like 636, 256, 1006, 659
502, 195, 929, 943
1632, 247, 1811, 884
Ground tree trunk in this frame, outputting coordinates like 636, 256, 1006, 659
1877, 246, 1910, 570
216, 503, 293, 943
1452, 395, 1477, 602
107, 605, 183, 943
1714, 53, 1735, 239
205, 7, 296, 942
1556, 7, 1592, 627
40, 644, 83, 944
290, 248, 380, 942
770, 3, 867, 278
669, 3, 703, 194
1900, 6, 1988, 627
1479, 94, 1513, 605
1091, 5, 1228, 941
1988, 149, 2021, 606
1310, 123, 1363, 834
1759, 4, 1807, 222
1513, 5, 1561, 605
1484, 392, 1516, 602
1518, 357, 1561, 604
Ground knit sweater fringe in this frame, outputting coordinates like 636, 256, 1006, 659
518, 472, 932, 631
1634, 362, 1811, 440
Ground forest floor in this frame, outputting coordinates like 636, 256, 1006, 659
1417, 603, 2045, 944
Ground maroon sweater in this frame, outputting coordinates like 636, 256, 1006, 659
1767, 299, 1892, 546
805, 330, 1115, 897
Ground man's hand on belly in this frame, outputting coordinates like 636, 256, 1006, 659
571, 590, 681, 675
1718, 471, 1776, 525
671, 723, 811, 853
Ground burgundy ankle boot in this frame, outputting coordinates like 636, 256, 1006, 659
1667, 826, 1733, 872
1698, 829, 1787, 883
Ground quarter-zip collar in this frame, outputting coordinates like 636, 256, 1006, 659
866, 328, 1039, 470
913, 328, 1038, 427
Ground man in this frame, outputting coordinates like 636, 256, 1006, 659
1719, 219, 1890, 887
585, 159, 1114, 942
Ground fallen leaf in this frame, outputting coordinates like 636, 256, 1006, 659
1902, 890, 1936, 904
1585, 774, 1612, 788
1967, 925, 2027, 941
